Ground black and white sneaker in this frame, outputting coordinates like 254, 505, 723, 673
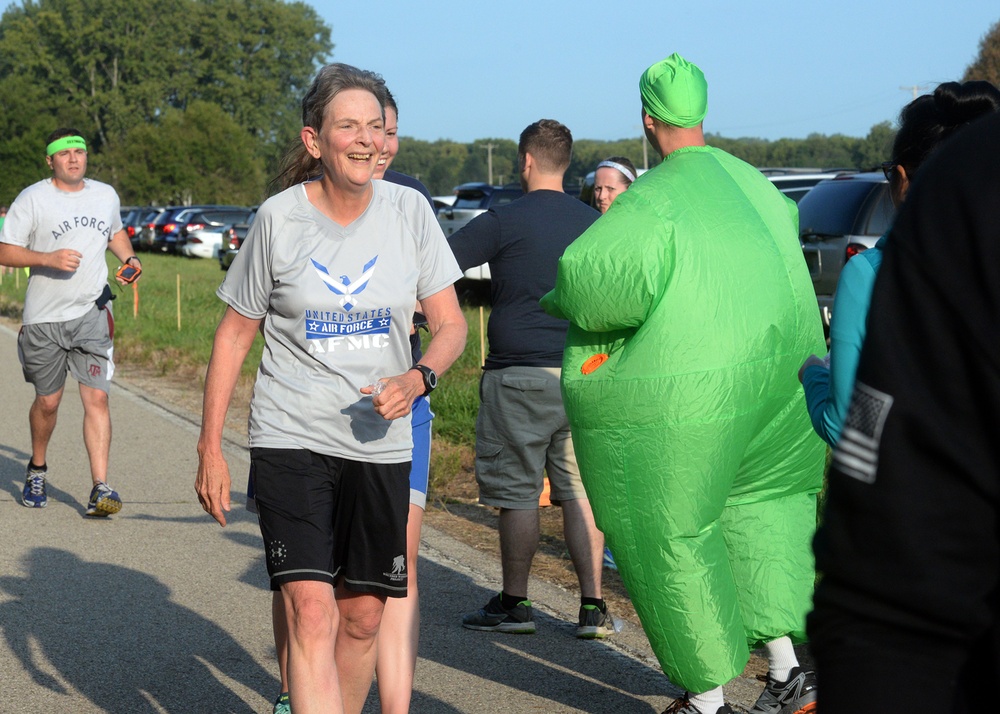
661, 696, 735, 714
749, 666, 818, 714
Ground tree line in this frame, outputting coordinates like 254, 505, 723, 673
388, 127, 898, 198
1, 1, 997, 206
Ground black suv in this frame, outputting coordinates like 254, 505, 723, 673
798, 172, 893, 328
437, 182, 523, 280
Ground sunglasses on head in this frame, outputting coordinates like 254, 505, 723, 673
880, 161, 898, 181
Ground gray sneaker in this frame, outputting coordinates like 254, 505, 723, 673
577, 603, 614, 639
85, 482, 122, 517
748, 666, 818, 714
462, 593, 535, 634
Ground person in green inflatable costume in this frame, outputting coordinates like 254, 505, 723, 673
541, 54, 825, 714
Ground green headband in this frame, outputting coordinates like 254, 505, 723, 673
640, 53, 708, 128
46, 136, 87, 156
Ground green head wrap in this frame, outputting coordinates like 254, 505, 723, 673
46, 135, 87, 156
639, 53, 708, 128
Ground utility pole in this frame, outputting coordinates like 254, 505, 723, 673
484, 143, 495, 185
635, 125, 649, 170
900, 84, 930, 101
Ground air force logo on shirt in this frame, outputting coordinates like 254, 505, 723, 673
305, 255, 392, 349
312, 256, 377, 311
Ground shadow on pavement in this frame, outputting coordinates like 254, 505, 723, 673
385, 558, 676, 713
0, 547, 276, 712
1, 441, 33, 502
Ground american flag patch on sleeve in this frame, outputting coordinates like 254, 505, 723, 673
833, 380, 894, 484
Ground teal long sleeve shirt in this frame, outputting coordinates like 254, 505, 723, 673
802, 236, 887, 446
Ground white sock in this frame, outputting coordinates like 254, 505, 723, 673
688, 686, 725, 714
764, 635, 799, 682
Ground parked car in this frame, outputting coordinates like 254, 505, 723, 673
177, 207, 255, 259
218, 209, 257, 271
437, 182, 523, 280
432, 195, 456, 214
762, 168, 857, 203
120, 206, 148, 250
149, 205, 247, 253
135, 207, 169, 251
143, 206, 187, 252
798, 172, 892, 328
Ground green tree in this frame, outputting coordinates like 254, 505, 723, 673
392, 138, 471, 195
187, 0, 332, 170
855, 121, 896, 170
0, 0, 198, 153
0, 0, 330, 203
103, 101, 265, 206
964, 19, 1000, 86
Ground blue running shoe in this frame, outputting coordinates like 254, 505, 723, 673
22, 464, 48, 508
272, 692, 290, 714
85, 482, 122, 517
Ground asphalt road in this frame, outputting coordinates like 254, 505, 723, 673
0, 321, 772, 713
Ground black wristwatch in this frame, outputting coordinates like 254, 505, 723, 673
410, 364, 437, 395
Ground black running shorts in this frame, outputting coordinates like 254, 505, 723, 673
250, 447, 410, 597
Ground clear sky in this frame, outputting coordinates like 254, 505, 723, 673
314, 0, 998, 143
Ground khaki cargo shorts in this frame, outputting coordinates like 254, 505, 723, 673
474, 366, 586, 509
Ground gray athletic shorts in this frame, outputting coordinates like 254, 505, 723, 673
474, 366, 586, 509
18, 305, 115, 396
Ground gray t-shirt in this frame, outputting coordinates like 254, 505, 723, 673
0, 178, 122, 324
219, 180, 461, 463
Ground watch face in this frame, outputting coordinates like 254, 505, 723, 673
415, 365, 437, 392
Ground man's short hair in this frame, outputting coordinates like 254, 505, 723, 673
519, 119, 573, 174
46, 128, 85, 145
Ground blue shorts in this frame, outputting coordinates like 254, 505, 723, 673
409, 395, 433, 509
247, 395, 434, 512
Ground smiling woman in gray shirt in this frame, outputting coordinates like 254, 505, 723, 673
195, 63, 466, 714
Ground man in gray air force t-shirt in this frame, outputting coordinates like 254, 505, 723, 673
0, 128, 141, 517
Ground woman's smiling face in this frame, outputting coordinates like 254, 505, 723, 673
375, 106, 399, 179
304, 88, 386, 191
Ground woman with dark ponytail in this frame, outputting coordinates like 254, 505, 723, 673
798, 80, 1000, 447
